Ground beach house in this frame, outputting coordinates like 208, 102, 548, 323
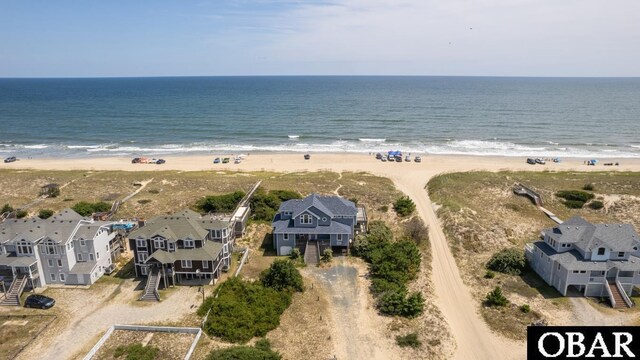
0, 209, 118, 305
526, 216, 640, 308
128, 210, 236, 293
271, 194, 367, 262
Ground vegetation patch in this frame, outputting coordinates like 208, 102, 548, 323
556, 190, 595, 209
393, 196, 416, 217
114, 343, 159, 360
72, 201, 111, 216
38, 209, 54, 219
486, 248, 527, 275
484, 286, 509, 307
206, 338, 282, 360
353, 221, 425, 318
259, 259, 304, 292
395, 333, 422, 348
250, 188, 302, 222
195, 191, 245, 213
15, 210, 28, 218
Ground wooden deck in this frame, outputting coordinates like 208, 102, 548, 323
513, 183, 563, 224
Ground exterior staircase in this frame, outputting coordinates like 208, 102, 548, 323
1, 275, 27, 306
304, 241, 319, 265
608, 280, 628, 309
139, 270, 160, 302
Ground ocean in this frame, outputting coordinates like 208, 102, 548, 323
0, 76, 639, 158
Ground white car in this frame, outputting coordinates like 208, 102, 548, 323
535, 158, 546, 165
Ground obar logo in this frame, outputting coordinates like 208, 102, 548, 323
528, 327, 640, 359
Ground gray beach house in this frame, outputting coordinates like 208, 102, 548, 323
526, 216, 640, 308
271, 194, 367, 260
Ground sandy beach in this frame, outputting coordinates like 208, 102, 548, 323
4, 153, 640, 360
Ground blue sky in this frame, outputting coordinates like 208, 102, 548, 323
1, 0, 639, 77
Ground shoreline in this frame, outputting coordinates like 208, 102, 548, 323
3, 153, 640, 174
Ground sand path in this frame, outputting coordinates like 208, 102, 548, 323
6, 153, 640, 359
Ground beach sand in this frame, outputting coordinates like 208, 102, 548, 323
5, 153, 640, 360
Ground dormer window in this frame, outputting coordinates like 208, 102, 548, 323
17, 240, 32, 255
597, 248, 606, 256
154, 239, 165, 249
618, 252, 625, 257
184, 240, 195, 248
300, 214, 312, 224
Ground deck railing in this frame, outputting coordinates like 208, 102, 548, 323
604, 278, 616, 308
616, 280, 634, 308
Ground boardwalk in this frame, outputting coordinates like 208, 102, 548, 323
513, 183, 563, 224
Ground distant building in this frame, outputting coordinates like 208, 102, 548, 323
526, 216, 640, 308
128, 209, 236, 286
0, 209, 119, 304
271, 194, 367, 262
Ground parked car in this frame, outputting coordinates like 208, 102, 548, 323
222, 158, 230, 164
395, 155, 403, 162
213, 157, 221, 164
24, 294, 55, 309
304, 154, 311, 160
234, 158, 241, 164
4, 156, 17, 163
535, 158, 546, 165
156, 159, 166, 164
375, 153, 382, 160
405, 156, 411, 162
381, 157, 387, 162
414, 156, 422, 163
526, 158, 536, 165
387, 155, 395, 162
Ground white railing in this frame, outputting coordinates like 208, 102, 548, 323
604, 278, 616, 308
234, 248, 250, 278
616, 280, 634, 308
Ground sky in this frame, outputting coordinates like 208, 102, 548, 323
0, 0, 639, 77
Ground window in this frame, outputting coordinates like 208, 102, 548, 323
17, 240, 32, 255
618, 252, 625, 257
45, 244, 57, 255
70, 242, 74, 249
106, 245, 109, 251
136, 239, 146, 248
138, 252, 148, 263
337, 234, 343, 244
181, 260, 192, 268
154, 239, 165, 249
77, 253, 83, 262
140, 267, 148, 276
60, 273, 66, 282
97, 252, 100, 259
561, 244, 570, 248
322, 217, 327, 222
202, 261, 209, 269
283, 233, 289, 240
184, 240, 194, 248
168, 243, 175, 251
57, 259, 63, 267
50, 273, 56, 281
557, 264, 560, 270
580, 270, 586, 274
300, 214, 312, 224
48, 259, 54, 267
222, 229, 227, 237
214, 230, 221, 238
89, 253, 94, 261
80, 239, 86, 246
597, 248, 606, 256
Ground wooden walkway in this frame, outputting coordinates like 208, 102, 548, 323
513, 183, 563, 224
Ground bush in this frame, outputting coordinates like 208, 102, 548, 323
351, 221, 393, 261
349, 197, 358, 205
15, 210, 28, 219
484, 270, 496, 279
114, 343, 158, 360
206, 339, 282, 360
260, 259, 304, 293
201, 278, 292, 343
378, 205, 389, 212
588, 200, 604, 210
320, 248, 333, 263
370, 278, 406, 296
196, 191, 245, 213
369, 240, 421, 284
563, 200, 585, 209
393, 196, 416, 217
556, 190, 595, 203
250, 188, 302, 222
403, 217, 429, 245
72, 201, 111, 216
137, 199, 152, 205
38, 209, 54, 219
485, 286, 508, 307
378, 289, 424, 317
583, 183, 595, 191
45, 187, 60, 198
148, 189, 160, 194
396, 333, 422, 348
1, 204, 13, 214
486, 248, 527, 275
520, 304, 531, 313
289, 248, 301, 261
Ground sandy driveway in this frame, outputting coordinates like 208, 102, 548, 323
17, 280, 203, 360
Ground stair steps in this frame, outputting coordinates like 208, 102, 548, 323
608, 281, 628, 309
1, 275, 27, 306
304, 241, 319, 265
139, 270, 160, 301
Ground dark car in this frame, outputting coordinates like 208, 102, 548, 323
526, 158, 536, 165
156, 159, 166, 164
213, 157, 221, 164
131, 157, 142, 164
24, 294, 55, 309
4, 156, 17, 163
375, 153, 382, 160
304, 154, 310, 160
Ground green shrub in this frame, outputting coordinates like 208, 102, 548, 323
320, 248, 333, 263
582, 183, 595, 191
250, 188, 302, 222
114, 343, 158, 360
289, 248, 301, 260
196, 191, 245, 213
137, 199, 152, 205
563, 200, 585, 209
72, 201, 111, 216
520, 304, 531, 313
485, 286, 508, 307
486, 248, 527, 275
38, 209, 54, 219
45, 187, 60, 198
588, 200, 604, 210
378, 289, 424, 317
349, 197, 358, 205
260, 259, 304, 293
1, 204, 14, 214
393, 196, 416, 217
206, 339, 282, 360
395, 333, 422, 348
148, 189, 160, 194
369, 240, 421, 284
201, 278, 292, 343
370, 278, 406, 296
15, 210, 28, 219
351, 221, 393, 261
555, 190, 595, 203
484, 270, 496, 279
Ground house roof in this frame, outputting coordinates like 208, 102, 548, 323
544, 216, 640, 253
533, 241, 640, 271
69, 261, 97, 275
129, 210, 212, 242
279, 194, 357, 218
0, 253, 37, 267
147, 241, 223, 264
272, 214, 352, 234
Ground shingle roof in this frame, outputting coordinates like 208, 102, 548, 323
279, 194, 357, 218
272, 214, 352, 234
147, 241, 223, 264
129, 210, 212, 242
533, 241, 640, 271
544, 216, 640, 253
